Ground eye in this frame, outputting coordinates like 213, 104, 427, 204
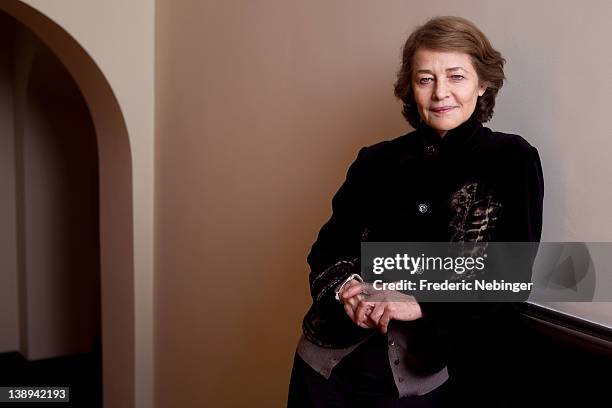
450, 74, 465, 81
418, 77, 433, 85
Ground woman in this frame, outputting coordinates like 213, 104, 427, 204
288, 16, 543, 407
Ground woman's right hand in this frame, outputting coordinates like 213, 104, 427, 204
339, 280, 376, 329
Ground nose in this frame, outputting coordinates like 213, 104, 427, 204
433, 79, 449, 100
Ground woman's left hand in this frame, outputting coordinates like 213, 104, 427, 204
342, 283, 423, 334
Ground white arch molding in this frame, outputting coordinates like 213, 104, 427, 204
0, 2, 139, 408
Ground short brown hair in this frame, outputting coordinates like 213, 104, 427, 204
394, 16, 506, 128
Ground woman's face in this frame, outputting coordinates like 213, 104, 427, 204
411, 48, 487, 136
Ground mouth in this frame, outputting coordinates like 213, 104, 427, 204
430, 106, 457, 114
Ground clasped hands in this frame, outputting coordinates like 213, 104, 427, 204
340, 280, 423, 334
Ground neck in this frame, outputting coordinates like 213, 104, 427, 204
420, 111, 480, 139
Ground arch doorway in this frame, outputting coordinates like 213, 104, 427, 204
0, 3, 136, 408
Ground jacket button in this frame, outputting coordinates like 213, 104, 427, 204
398, 377, 404, 383
394, 359, 400, 365
418, 203, 429, 214
388, 340, 395, 346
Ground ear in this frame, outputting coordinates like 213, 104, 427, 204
478, 83, 488, 97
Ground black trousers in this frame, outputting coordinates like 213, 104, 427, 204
287, 333, 451, 408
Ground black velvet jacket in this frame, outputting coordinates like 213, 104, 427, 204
302, 113, 544, 370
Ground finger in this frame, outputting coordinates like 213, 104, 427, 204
343, 294, 362, 310
354, 301, 368, 326
368, 301, 385, 325
379, 308, 392, 334
344, 303, 355, 320
363, 304, 376, 328
341, 282, 364, 300
355, 301, 374, 328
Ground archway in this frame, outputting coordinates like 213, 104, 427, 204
0, 2, 136, 407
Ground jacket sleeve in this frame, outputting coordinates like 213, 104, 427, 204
500, 145, 544, 241
302, 147, 373, 348
418, 143, 545, 335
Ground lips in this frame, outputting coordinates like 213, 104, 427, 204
431, 106, 457, 113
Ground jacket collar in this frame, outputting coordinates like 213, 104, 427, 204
417, 111, 483, 158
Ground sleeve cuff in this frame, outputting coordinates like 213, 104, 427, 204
334, 273, 363, 301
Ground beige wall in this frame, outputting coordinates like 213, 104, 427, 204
155, 1, 410, 406
156, 0, 612, 406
